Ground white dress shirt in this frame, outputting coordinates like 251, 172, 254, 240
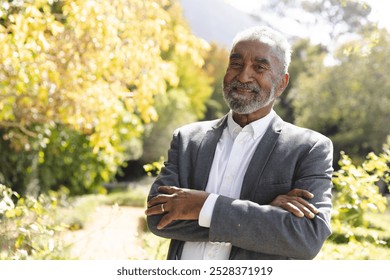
180, 110, 275, 260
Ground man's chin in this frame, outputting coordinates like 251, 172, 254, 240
229, 104, 259, 115
227, 99, 275, 115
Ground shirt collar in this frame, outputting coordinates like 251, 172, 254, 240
227, 110, 275, 140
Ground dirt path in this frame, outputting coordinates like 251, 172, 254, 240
64, 205, 146, 260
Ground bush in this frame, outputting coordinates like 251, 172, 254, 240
0, 184, 70, 259
332, 152, 387, 228
0, 125, 120, 196
330, 140, 389, 249
0, 0, 210, 196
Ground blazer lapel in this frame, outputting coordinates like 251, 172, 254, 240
192, 116, 228, 191
239, 115, 284, 200
229, 115, 284, 260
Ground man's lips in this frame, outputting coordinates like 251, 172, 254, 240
234, 87, 258, 94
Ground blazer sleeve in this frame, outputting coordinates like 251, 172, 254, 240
208, 136, 334, 259
146, 129, 210, 242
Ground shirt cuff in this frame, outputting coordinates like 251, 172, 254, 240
199, 193, 219, 228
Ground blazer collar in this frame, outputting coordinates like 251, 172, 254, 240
227, 110, 276, 140
192, 115, 228, 190
239, 113, 284, 200
193, 113, 284, 192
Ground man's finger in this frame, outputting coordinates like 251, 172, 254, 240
158, 185, 179, 194
294, 197, 319, 214
290, 200, 315, 219
147, 194, 170, 207
304, 202, 319, 215
281, 202, 304, 218
157, 213, 174, 229
288, 188, 314, 199
145, 203, 167, 216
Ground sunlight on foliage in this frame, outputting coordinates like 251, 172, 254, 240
138, 231, 169, 260
0, 0, 210, 195
292, 30, 390, 160
329, 141, 390, 256
143, 157, 165, 177
0, 184, 70, 259
332, 152, 387, 227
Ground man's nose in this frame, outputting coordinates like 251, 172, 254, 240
237, 65, 254, 83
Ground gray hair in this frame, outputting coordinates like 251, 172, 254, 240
231, 26, 292, 74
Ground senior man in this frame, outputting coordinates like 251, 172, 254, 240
145, 26, 333, 260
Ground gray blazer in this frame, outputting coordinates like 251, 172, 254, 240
147, 113, 333, 260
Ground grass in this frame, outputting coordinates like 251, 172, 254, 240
103, 187, 148, 207
59, 182, 149, 231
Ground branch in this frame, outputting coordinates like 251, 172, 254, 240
0, 121, 38, 138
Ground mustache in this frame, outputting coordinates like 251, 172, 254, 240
225, 80, 260, 94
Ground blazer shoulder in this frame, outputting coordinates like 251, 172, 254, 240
174, 116, 226, 137
279, 120, 332, 147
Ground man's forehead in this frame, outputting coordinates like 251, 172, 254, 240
230, 40, 275, 60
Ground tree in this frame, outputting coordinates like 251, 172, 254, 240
291, 28, 390, 161
0, 0, 208, 195
141, 41, 213, 165
274, 39, 328, 122
202, 42, 230, 121
139, 1, 212, 165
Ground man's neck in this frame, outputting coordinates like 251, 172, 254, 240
232, 106, 273, 127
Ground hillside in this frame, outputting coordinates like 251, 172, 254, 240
180, 0, 261, 47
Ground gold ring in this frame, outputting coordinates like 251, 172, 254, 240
161, 204, 165, 213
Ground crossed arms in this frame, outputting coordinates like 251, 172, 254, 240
146, 127, 333, 259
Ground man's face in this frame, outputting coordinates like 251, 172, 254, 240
223, 40, 286, 115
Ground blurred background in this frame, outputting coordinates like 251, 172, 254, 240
0, 0, 389, 260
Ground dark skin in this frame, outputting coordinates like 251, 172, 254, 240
225, 40, 289, 126
145, 40, 319, 230
146, 186, 318, 230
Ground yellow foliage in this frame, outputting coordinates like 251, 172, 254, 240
0, 0, 209, 154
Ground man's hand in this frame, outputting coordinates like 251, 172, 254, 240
270, 189, 319, 219
145, 186, 209, 229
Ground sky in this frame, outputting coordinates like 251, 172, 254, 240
226, 0, 390, 45
365, 0, 390, 29
227, 0, 390, 27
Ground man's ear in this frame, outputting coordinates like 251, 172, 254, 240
275, 73, 289, 97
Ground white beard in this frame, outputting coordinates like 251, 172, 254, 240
223, 80, 276, 114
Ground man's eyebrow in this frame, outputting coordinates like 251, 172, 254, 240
229, 53, 242, 60
254, 57, 271, 65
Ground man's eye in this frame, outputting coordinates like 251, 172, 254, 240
230, 62, 242, 68
255, 65, 266, 71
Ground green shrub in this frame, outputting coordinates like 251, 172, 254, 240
332, 152, 387, 228
0, 124, 131, 196
143, 157, 165, 177
0, 184, 70, 259
330, 141, 389, 249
